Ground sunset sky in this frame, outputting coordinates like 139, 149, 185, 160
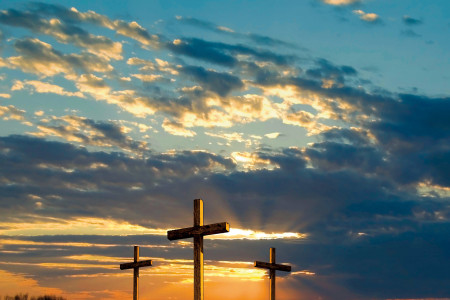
0, 0, 449, 299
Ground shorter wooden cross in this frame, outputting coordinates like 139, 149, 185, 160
120, 246, 153, 300
167, 199, 230, 300
254, 247, 291, 300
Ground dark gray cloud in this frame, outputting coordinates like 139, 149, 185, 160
0, 135, 236, 226
401, 29, 421, 38
1, 134, 449, 299
166, 38, 238, 67
20, 2, 159, 47
176, 16, 298, 49
0, 8, 122, 59
166, 38, 297, 67
1, 132, 449, 298
403, 15, 423, 26
305, 141, 384, 173
306, 58, 357, 85
179, 65, 244, 97
31, 115, 148, 152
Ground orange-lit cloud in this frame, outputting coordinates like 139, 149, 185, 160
0, 105, 25, 121
0, 270, 64, 298
29, 114, 148, 152
7, 38, 113, 76
0, 216, 167, 236
131, 74, 163, 82
353, 10, 380, 22
322, 0, 360, 5
213, 228, 307, 240
12, 80, 84, 98
231, 151, 277, 170
162, 118, 197, 137
0, 216, 306, 241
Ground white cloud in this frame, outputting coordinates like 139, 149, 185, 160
353, 10, 380, 22
265, 132, 281, 139
231, 151, 278, 170
322, 0, 360, 5
205, 131, 245, 143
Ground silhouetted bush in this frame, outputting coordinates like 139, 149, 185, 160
3, 295, 66, 300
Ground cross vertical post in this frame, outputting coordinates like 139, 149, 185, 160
194, 199, 204, 300
254, 247, 292, 300
133, 246, 139, 300
120, 246, 153, 300
270, 247, 276, 300
167, 199, 230, 300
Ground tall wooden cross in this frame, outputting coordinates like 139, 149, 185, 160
254, 247, 292, 300
120, 246, 153, 300
167, 199, 230, 300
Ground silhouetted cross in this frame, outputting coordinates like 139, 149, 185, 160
120, 246, 153, 300
254, 247, 291, 300
167, 199, 230, 300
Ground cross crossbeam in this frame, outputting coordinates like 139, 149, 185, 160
167, 222, 229, 240
120, 246, 152, 300
254, 261, 292, 272
167, 199, 229, 300
254, 248, 291, 300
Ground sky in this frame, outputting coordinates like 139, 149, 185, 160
0, 0, 449, 299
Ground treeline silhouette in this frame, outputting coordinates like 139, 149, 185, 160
3, 294, 66, 300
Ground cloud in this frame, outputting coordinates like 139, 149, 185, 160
73, 74, 156, 117
0, 135, 236, 225
1, 132, 450, 298
29, 115, 148, 153
29, 3, 160, 48
306, 58, 357, 86
11, 80, 84, 97
353, 10, 380, 23
180, 93, 279, 128
205, 131, 245, 143
0, 270, 64, 297
111, 19, 160, 48
176, 16, 298, 49
131, 74, 164, 82
7, 38, 113, 76
162, 119, 196, 137
403, 15, 423, 26
0, 8, 123, 60
179, 65, 244, 97
401, 29, 421, 38
321, 0, 361, 5
0, 104, 25, 121
282, 110, 326, 134
127, 57, 179, 75
305, 141, 384, 173
231, 151, 277, 170
264, 132, 281, 139
166, 38, 296, 67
